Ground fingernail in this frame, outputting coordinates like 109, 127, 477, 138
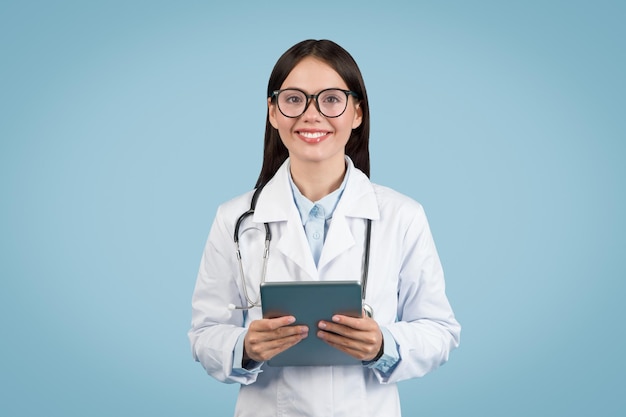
318, 321, 326, 329
332, 315, 340, 322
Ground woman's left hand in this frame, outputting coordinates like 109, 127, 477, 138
317, 311, 383, 361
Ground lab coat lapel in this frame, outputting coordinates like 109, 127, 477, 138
253, 160, 318, 280
276, 213, 318, 280
317, 213, 354, 270
318, 163, 380, 271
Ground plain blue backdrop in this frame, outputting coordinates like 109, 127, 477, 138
1, 1, 624, 416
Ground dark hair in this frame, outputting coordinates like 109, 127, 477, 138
255, 39, 370, 188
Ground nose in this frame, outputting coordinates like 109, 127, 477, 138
301, 95, 322, 119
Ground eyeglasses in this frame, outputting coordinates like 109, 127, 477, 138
271, 88, 359, 118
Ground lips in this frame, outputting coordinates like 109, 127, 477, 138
296, 130, 331, 143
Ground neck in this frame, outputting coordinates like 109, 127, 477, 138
290, 158, 346, 202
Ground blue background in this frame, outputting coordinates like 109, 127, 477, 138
1, 1, 624, 415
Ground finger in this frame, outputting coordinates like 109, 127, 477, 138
317, 328, 376, 350
329, 314, 372, 330
317, 320, 354, 338
317, 331, 379, 361
247, 324, 309, 344
250, 316, 297, 332
317, 319, 382, 357
262, 337, 305, 361
247, 331, 308, 362
318, 318, 376, 338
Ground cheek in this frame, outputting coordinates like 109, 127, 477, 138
274, 121, 297, 148
339, 116, 359, 136
275, 119, 295, 137
269, 107, 295, 134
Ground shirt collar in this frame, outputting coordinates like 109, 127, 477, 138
288, 158, 351, 225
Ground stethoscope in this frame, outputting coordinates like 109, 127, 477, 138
229, 185, 374, 318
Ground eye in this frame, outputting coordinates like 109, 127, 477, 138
320, 91, 345, 105
281, 90, 305, 105
285, 95, 302, 104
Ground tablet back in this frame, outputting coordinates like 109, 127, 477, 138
260, 281, 362, 367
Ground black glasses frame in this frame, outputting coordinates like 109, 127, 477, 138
271, 88, 359, 118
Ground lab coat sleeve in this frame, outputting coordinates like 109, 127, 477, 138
376, 205, 461, 384
188, 204, 261, 385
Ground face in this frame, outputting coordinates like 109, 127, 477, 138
268, 57, 363, 170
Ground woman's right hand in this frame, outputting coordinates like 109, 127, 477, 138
243, 316, 309, 363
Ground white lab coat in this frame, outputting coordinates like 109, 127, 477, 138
189, 158, 460, 417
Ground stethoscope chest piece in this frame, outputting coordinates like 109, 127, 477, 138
363, 303, 374, 318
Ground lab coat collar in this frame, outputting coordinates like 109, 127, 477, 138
253, 157, 379, 223
253, 157, 380, 277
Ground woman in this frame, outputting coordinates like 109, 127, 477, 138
189, 39, 460, 417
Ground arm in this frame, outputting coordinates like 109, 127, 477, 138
188, 205, 258, 384
188, 204, 309, 384
380, 205, 461, 383
317, 206, 458, 382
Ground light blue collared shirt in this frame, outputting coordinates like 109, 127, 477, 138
288, 164, 349, 267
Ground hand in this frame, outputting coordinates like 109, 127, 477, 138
317, 311, 383, 361
243, 316, 309, 363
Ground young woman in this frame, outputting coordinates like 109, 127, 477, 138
189, 39, 460, 417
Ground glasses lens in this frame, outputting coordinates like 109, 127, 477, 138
277, 89, 307, 117
317, 89, 348, 117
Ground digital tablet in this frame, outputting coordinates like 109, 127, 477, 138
260, 280, 363, 367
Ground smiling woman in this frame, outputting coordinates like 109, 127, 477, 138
268, 57, 363, 196
188, 39, 460, 417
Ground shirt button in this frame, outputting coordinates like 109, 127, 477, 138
313, 232, 320, 239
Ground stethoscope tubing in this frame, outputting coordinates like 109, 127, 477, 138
232, 186, 270, 309
231, 185, 373, 317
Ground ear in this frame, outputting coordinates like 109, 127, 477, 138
268, 97, 279, 129
351, 102, 363, 130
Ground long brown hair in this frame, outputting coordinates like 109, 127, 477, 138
255, 39, 371, 188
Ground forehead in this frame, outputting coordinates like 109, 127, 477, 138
280, 56, 348, 92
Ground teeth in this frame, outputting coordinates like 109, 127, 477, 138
300, 131, 326, 139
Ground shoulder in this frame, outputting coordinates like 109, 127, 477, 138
214, 189, 256, 222
371, 183, 426, 216
368, 182, 432, 238
342, 165, 428, 226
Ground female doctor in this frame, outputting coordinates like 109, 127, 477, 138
189, 39, 461, 417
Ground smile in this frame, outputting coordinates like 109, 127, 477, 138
297, 130, 331, 143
